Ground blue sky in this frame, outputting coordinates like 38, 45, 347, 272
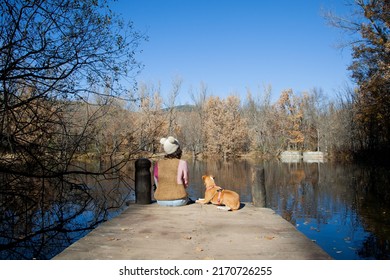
111, 0, 355, 105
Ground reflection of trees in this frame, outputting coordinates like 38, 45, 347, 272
353, 166, 390, 259
1, 176, 88, 259
264, 160, 390, 259
0, 162, 134, 259
358, 235, 389, 260
192, 158, 253, 201
265, 161, 358, 227
187, 159, 389, 259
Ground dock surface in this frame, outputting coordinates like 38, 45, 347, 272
53, 203, 331, 260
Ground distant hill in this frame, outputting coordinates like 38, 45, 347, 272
163, 104, 196, 112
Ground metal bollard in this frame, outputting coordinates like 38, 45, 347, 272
135, 158, 152, 204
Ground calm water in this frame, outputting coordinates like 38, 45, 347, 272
1, 159, 389, 259
0, 161, 134, 260
186, 159, 390, 260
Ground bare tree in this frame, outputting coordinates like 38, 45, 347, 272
1, 0, 146, 177
177, 82, 208, 157
300, 88, 328, 151
243, 85, 278, 157
0, 0, 146, 258
133, 82, 167, 153
165, 76, 182, 135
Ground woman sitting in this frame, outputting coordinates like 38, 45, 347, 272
153, 136, 189, 206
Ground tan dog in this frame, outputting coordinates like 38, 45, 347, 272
195, 175, 240, 211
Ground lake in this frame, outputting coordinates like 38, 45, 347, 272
1, 158, 389, 260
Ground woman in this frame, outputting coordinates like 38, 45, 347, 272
153, 136, 189, 206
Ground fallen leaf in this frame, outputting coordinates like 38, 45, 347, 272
264, 236, 275, 240
195, 246, 204, 252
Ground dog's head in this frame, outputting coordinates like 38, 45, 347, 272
202, 175, 216, 187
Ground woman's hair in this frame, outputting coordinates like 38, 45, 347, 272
164, 147, 182, 159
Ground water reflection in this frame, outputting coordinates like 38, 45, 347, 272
0, 161, 134, 260
1, 158, 389, 260
186, 159, 390, 260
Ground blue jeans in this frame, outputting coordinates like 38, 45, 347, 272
156, 197, 188, 207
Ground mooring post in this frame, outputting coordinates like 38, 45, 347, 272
135, 158, 152, 204
251, 167, 266, 207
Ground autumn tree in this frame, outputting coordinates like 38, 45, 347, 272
326, 0, 390, 159
203, 95, 249, 158
275, 89, 305, 150
351, 0, 390, 155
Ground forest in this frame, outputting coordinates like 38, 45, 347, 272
88, 81, 357, 161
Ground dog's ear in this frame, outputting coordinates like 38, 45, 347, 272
202, 175, 206, 181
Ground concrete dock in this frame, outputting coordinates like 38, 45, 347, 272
53, 202, 331, 260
